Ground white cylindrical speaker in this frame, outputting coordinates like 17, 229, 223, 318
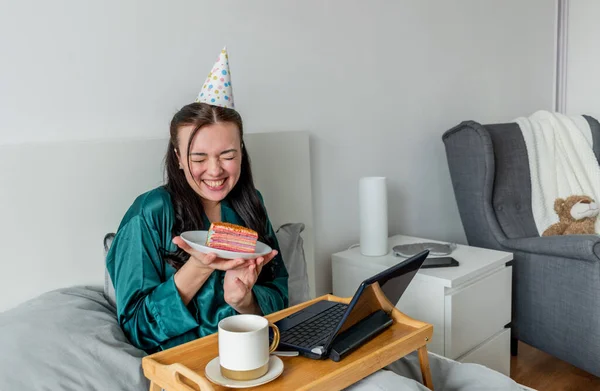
359, 176, 388, 256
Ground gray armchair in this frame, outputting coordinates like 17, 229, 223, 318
442, 116, 600, 377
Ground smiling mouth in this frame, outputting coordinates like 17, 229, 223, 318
203, 179, 226, 189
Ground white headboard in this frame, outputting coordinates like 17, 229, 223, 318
0, 131, 315, 312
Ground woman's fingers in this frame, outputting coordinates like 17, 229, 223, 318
234, 277, 249, 294
202, 252, 218, 264
264, 250, 278, 263
237, 263, 258, 288
256, 250, 277, 268
172, 236, 191, 251
172, 236, 206, 259
254, 250, 277, 274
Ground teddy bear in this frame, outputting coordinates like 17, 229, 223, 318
542, 195, 599, 236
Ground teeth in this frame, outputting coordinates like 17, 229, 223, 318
204, 179, 225, 188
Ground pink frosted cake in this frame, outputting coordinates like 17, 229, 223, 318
205, 222, 258, 253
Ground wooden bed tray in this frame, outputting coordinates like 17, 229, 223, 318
142, 284, 434, 391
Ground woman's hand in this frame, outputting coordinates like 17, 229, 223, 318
172, 236, 246, 272
223, 250, 278, 313
171, 236, 247, 305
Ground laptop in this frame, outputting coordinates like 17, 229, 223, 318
273, 250, 429, 360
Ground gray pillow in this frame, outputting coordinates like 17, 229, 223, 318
275, 223, 310, 306
0, 286, 148, 391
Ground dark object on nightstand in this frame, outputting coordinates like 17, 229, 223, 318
421, 256, 459, 269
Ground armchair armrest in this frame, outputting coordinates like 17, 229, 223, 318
501, 235, 600, 263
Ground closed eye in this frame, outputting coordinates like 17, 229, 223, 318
221, 152, 237, 160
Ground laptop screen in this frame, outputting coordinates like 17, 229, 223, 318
326, 251, 428, 344
377, 257, 423, 306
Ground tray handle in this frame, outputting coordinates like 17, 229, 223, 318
168, 363, 215, 391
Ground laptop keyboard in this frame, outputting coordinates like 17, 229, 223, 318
280, 303, 348, 348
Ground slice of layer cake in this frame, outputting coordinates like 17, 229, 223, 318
205, 222, 258, 253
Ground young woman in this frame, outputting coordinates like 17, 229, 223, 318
106, 102, 289, 353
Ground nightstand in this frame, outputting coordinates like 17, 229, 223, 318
332, 234, 513, 376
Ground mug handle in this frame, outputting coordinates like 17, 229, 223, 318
268, 323, 280, 353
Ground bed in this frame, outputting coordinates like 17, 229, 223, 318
0, 131, 533, 390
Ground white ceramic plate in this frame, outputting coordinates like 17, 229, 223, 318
204, 355, 284, 388
180, 230, 272, 260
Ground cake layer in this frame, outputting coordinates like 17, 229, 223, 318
207, 238, 256, 253
207, 235, 256, 245
209, 222, 258, 238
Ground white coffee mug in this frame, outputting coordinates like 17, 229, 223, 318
218, 314, 280, 381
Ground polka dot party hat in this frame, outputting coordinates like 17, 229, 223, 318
196, 46, 234, 109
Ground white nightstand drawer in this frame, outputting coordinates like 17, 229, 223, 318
445, 266, 512, 359
457, 328, 511, 376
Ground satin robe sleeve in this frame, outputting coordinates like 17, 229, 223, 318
107, 213, 202, 352
251, 192, 290, 315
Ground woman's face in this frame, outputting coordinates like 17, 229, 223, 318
176, 122, 242, 205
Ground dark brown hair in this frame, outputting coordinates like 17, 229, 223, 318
163, 102, 272, 270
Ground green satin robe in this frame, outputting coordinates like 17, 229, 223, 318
106, 186, 289, 353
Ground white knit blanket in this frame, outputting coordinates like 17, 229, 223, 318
514, 110, 600, 235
